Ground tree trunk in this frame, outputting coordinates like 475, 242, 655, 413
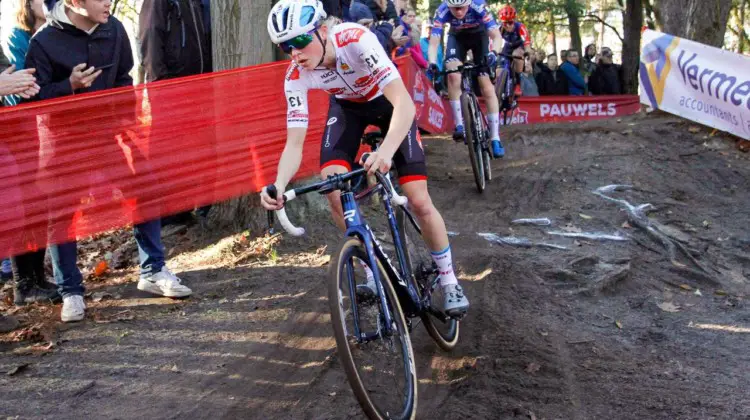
213, 1, 275, 70
621, 0, 643, 94
599, 0, 607, 48
642, 0, 660, 30
740, 0, 747, 53
565, 0, 583, 56
658, 0, 732, 47
550, 10, 558, 55
210, 0, 275, 228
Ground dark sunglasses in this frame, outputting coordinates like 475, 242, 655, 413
279, 32, 315, 54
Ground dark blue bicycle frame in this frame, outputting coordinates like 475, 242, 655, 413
339, 184, 424, 344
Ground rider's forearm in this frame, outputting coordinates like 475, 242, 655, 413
275, 128, 306, 190
428, 35, 440, 64
380, 83, 416, 158
490, 31, 502, 54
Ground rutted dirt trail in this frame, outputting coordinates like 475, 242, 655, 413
2, 113, 749, 419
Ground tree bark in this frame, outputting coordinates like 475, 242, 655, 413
621, 0, 643, 94
658, 0, 732, 47
550, 9, 558, 55
213, 1, 275, 70
740, 0, 748, 53
565, 0, 583, 56
210, 0, 275, 228
642, 0, 661, 30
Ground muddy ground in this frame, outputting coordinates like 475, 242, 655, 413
1, 113, 749, 420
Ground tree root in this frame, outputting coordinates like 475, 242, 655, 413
593, 185, 720, 283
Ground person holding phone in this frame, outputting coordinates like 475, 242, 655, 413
26, 0, 192, 323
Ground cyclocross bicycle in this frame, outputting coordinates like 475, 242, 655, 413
437, 63, 493, 193
496, 52, 524, 126
266, 155, 460, 420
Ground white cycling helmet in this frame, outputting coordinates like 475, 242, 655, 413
267, 0, 328, 44
446, 0, 472, 7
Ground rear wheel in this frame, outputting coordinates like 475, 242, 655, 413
460, 92, 485, 193
329, 237, 417, 420
396, 209, 459, 351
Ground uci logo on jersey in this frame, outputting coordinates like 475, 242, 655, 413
327, 117, 338, 126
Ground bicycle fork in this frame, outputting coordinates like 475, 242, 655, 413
340, 192, 397, 343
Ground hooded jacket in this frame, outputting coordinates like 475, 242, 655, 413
139, 0, 212, 82
535, 63, 568, 96
25, 1, 133, 100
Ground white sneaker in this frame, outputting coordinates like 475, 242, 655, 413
138, 267, 192, 298
61, 295, 86, 323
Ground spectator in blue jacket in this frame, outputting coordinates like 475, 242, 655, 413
1, 0, 47, 106
560, 50, 586, 95
420, 19, 442, 79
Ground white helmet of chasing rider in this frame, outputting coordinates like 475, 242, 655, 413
446, 0, 472, 7
267, 0, 328, 44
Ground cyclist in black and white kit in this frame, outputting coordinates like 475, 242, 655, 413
260, 0, 469, 316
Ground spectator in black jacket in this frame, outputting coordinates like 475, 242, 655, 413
26, 0, 193, 323
348, 1, 393, 53
322, 0, 351, 19
536, 54, 568, 95
354, 0, 398, 23
588, 47, 623, 95
139, 0, 212, 83
139, 0, 213, 226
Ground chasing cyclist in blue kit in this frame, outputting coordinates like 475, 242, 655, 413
427, 0, 505, 158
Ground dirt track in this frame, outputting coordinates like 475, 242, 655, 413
2, 113, 749, 419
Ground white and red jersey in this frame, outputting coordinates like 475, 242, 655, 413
284, 23, 401, 128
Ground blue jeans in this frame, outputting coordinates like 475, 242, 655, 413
49, 219, 165, 297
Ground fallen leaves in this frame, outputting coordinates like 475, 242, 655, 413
94, 260, 108, 277
679, 284, 693, 291
657, 302, 681, 313
93, 310, 134, 324
688, 126, 701, 134
10, 324, 44, 343
525, 362, 541, 373
615, 320, 623, 329
579, 213, 593, 220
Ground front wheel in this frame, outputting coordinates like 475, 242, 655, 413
460, 93, 485, 193
329, 237, 418, 420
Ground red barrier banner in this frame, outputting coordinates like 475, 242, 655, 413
498, 95, 641, 125
0, 54, 638, 259
0, 61, 331, 259
396, 54, 639, 130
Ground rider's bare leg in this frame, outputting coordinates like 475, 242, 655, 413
446, 60, 464, 137
321, 165, 349, 232
479, 74, 501, 141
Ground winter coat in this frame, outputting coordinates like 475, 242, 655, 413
25, 1, 134, 100
353, 0, 399, 22
560, 61, 586, 95
139, 0, 212, 82
589, 62, 623, 95
535, 63, 568, 96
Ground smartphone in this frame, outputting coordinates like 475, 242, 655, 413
93, 63, 114, 71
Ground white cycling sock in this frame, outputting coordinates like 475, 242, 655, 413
450, 100, 463, 128
432, 246, 458, 287
488, 112, 500, 141
357, 258, 375, 284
